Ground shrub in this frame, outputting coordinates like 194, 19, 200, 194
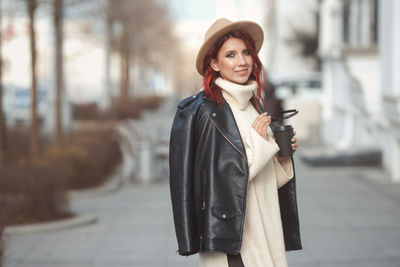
45, 129, 121, 190
0, 160, 71, 225
0, 127, 121, 226
73, 95, 164, 120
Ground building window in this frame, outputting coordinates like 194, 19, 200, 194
342, 0, 378, 49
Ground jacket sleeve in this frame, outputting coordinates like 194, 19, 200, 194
278, 158, 302, 251
169, 100, 199, 256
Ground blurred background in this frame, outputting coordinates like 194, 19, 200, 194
0, 0, 399, 266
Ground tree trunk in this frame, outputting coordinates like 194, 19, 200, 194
0, 0, 6, 161
28, 0, 39, 156
54, 0, 63, 144
103, 0, 112, 111
118, 22, 130, 108
315, 0, 322, 71
265, 0, 277, 71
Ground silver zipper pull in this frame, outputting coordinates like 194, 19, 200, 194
202, 201, 206, 210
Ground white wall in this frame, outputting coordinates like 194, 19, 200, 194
379, 0, 400, 182
319, 0, 400, 182
269, 0, 319, 75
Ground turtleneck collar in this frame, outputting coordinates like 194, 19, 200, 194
216, 77, 258, 110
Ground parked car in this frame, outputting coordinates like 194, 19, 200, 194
5, 86, 48, 127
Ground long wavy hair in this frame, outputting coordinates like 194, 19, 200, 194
202, 30, 265, 106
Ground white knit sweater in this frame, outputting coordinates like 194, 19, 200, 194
199, 78, 294, 267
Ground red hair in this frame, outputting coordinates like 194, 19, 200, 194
202, 30, 265, 106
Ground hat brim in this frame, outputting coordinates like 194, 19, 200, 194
196, 20, 264, 76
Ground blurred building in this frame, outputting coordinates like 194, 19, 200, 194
319, 0, 400, 182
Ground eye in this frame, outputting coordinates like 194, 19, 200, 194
225, 53, 234, 58
243, 50, 250, 55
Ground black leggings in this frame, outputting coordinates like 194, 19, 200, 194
227, 253, 245, 267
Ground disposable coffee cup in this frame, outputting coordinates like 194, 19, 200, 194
272, 125, 294, 157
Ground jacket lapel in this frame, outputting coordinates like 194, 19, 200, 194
209, 98, 247, 160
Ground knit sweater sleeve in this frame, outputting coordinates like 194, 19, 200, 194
245, 127, 280, 181
272, 157, 294, 188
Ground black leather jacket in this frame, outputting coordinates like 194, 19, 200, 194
169, 91, 302, 256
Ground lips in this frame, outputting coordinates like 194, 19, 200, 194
235, 69, 248, 75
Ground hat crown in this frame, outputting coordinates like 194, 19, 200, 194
196, 18, 264, 76
204, 18, 232, 41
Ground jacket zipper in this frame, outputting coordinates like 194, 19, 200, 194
208, 114, 247, 161
208, 113, 250, 251
202, 175, 206, 210
200, 175, 206, 252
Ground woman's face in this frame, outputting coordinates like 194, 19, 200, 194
211, 37, 254, 85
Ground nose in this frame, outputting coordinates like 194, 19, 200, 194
238, 54, 248, 66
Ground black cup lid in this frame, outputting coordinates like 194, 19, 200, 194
272, 125, 293, 131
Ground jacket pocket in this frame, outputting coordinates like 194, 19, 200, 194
211, 207, 237, 221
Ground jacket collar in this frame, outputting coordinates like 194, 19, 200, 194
202, 91, 262, 113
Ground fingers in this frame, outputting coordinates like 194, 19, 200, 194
291, 143, 298, 151
252, 113, 271, 139
254, 113, 270, 125
291, 137, 298, 151
252, 113, 270, 129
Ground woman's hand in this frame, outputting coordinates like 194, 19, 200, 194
275, 130, 298, 162
290, 130, 297, 152
252, 112, 271, 139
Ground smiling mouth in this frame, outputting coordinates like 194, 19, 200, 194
235, 69, 248, 75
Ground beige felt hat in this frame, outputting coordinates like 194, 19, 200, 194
196, 18, 264, 76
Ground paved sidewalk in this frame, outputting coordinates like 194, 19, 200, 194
3, 181, 197, 267
287, 154, 400, 267
3, 153, 400, 267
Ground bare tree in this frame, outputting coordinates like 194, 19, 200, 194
118, 15, 129, 107
104, 0, 112, 109
54, 0, 63, 144
265, 0, 277, 70
39, 0, 95, 144
28, 0, 39, 156
107, 0, 177, 107
0, 0, 5, 160
52, 0, 98, 142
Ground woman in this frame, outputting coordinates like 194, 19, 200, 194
169, 18, 302, 267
